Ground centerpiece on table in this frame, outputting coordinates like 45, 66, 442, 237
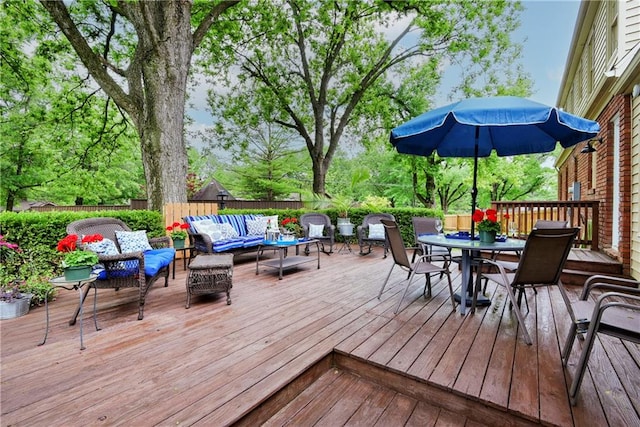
57, 234, 100, 281
166, 222, 189, 249
280, 217, 300, 241
472, 209, 501, 243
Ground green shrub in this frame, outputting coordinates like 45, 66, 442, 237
0, 210, 164, 287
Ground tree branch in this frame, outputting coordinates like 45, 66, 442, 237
192, 1, 241, 48
39, 1, 135, 114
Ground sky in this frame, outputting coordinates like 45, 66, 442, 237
186, 1, 582, 145
508, 0, 581, 106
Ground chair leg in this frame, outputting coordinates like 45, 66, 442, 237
569, 323, 599, 405
506, 284, 533, 345
561, 323, 578, 366
378, 264, 396, 299
422, 274, 432, 298
445, 270, 455, 310
395, 269, 417, 314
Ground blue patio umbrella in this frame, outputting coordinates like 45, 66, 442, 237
389, 96, 600, 236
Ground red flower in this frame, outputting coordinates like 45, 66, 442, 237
282, 218, 297, 226
472, 209, 485, 223
81, 234, 103, 244
472, 209, 501, 233
167, 222, 189, 239
504, 213, 510, 220
281, 217, 299, 232
57, 234, 78, 252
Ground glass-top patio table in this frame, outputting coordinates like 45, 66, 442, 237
418, 234, 525, 315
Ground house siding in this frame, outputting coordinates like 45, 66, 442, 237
624, 0, 640, 52
557, 1, 639, 279
631, 92, 640, 279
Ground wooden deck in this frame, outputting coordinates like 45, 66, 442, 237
1, 248, 638, 426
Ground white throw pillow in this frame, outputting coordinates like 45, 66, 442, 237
198, 223, 224, 242
368, 223, 385, 240
219, 222, 239, 239
190, 219, 214, 234
309, 223, 324, 238
84, 238, 120, 256
246, 218, 268, 236
115, 230, 153, 254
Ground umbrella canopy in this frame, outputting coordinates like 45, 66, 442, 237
389, 96, 600, 235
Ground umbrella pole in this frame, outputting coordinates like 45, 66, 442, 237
470, 126, 479, 237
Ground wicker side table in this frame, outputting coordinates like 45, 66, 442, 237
186, 254, 234, 308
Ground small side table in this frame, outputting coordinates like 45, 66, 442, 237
186, 254, 234, 308
337, 233, 355, 254
42, 275, 99, 350
173, 246, 194, 279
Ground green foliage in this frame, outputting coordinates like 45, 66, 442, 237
61, 250, 99, 268
0, 210, 165, 284
201, 0, 526, 197
18, 276, 57, 307
0, 3, 145, 210
360, 196, 391, 213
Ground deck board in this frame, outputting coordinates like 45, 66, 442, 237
1, 247, 638, 426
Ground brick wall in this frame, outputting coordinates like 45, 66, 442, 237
558, 94, 632, 274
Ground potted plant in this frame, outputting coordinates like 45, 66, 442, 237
57, 234, 100, 280
0, 280, 33, 320
472, 209, 502, 243
280, 217, 300, 240
331, 195, 356, 234
166, 222, 190, 248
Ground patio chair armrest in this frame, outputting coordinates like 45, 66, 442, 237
188, 231, 214, 253
97, 251, 146, 275
97, 252, 144, 263
482, 258, 513, 284
588, 292, 640, 329
149, 236, 171, 249
581, 275, 640, 299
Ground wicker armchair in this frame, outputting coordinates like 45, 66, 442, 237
66, 217, 173, 322
357, 213, 395, 258
299, 212, 335, 254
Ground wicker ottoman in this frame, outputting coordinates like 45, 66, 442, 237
185, 254, 234, 308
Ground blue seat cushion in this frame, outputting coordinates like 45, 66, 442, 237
241, 235, 264, 248
212, 238, 245, 252
143, 248, 175, 276
96, 248, 175, 280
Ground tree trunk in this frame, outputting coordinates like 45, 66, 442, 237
311, 157, 326, 196
123, 3, 191, 211
39, 1, 238, 211
134, 60, 189, 211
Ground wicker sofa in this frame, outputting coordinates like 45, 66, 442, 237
66, 217, 174, 322
184, 214, 275, 255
